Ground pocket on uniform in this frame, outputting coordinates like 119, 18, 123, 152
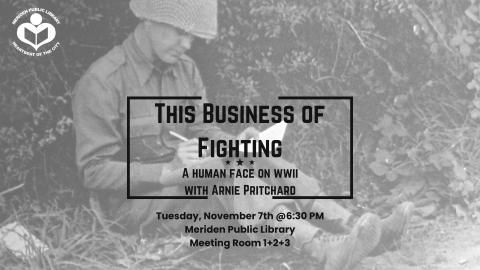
129, 116, 175, 163
130, 115, 160, 137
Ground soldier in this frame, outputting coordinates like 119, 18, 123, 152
72, 0, 413, 269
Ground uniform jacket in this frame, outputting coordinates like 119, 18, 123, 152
73, 33, 231, 192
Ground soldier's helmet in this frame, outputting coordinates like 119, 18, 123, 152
130, 0, 217, 40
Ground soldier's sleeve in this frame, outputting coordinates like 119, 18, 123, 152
187, 62, 236, 140
73, 73, 165, 191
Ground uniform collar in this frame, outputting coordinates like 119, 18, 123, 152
123, 33, 177, 85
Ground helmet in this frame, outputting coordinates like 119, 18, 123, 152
130, 0, 217, 40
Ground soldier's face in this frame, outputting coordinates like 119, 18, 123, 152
145, 21, 194, 64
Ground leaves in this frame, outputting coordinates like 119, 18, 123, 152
369, 161, 389, 176
374, 149, 394, 164
374, 114, 408, 138
452, 204, 468, 220
415, 203, 437, 218
452, 163, 467, 181
450, 30, 476, 57
428, 151, 455, 170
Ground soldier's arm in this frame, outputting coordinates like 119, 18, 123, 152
73, 73, 166, 191
186, 62, 235, 140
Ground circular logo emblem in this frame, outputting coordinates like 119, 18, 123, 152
11, 8, 61, 56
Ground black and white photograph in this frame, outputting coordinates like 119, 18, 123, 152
1, 0, 480, 269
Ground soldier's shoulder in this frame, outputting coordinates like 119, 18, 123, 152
85, 46, 126, 80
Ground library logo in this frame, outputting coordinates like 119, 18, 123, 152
12, 8, 60, 56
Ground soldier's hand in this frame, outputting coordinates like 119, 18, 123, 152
235, 127, 260, 140
175, 139, 207, 166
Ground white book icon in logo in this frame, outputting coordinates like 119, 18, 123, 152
17, 13, 56, 51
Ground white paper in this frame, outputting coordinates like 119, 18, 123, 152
243, 121, 287, 153
0, 222, 49, 259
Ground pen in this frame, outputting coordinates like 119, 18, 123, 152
169, 131, 209, 158
169, 130, 189, 142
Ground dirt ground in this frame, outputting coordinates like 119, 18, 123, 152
359, 217, 480, 270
